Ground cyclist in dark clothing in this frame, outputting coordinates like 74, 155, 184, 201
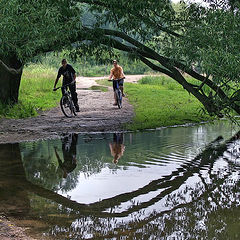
55, 133, 78, 178
53, 59, 79, 112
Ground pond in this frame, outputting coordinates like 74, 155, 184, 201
0, 121, 240, 239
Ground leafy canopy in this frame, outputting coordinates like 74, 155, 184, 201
1, 0, 240, 116
0, 0, 82, 61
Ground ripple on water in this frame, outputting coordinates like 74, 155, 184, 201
1, 121, 240, 239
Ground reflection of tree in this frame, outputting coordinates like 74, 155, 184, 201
117, 171, 240, 240
0, 143, 92, 215
100, 133, 240, 239
42, 131, 240, 239
0, 144, 30, 216
21, 139, 64, 190
22, 134, 81, 192
21, 136, 108, 192
1, 130, 240, 239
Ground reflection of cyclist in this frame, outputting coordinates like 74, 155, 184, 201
55, 133, 78, 178
53, 59, 80, 112
109, 60, 125, 106
109, 133, 125, 164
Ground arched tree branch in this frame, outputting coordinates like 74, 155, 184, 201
0, 59, 23, 75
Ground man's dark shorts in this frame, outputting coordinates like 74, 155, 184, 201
113, 78, 124, 91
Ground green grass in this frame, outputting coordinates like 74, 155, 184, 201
88, 85, 108, 92
0, 64, 61, 118
126, 76, 211, 130
96, 79, 112, 87
139, 75, 211, 93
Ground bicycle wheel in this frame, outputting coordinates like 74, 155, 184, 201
116, 89, 122, 109
60, 95, 74, 117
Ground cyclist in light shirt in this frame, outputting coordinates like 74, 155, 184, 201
109, 60, 125, 105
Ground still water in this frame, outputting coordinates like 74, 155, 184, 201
0, 121, 240, 239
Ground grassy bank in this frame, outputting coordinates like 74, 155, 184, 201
0, 65, 60, 118
125, 76, 211, 130
98, 75, 211, 130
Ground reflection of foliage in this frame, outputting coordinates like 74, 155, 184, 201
21, 130, 240, 239
20, 137, 111, 192
20, 139, 81, 192
118, 161, 240, 239
21, 123, 235, 193
20, 140, 60, 190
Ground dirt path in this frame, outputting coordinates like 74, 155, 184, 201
0, 215, 36, 240
0, 75, 145, 144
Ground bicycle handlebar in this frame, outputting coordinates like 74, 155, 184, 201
108, 77, 125, 82
53, 81, 76, 91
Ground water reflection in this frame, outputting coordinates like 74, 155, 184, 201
0, 122, 239, 239
0, 144, 30, 216
109, 133, 125, 164
55, 133, 78, 178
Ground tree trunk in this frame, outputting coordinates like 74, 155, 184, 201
0, 55, 23, 104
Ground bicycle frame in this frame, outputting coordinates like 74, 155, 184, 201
54, 81, 77, 117
109, 78, 123, 109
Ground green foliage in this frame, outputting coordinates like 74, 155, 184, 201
0, 0, 81, 61
85, 0, 175, 39
0, 101, 37, 118
165, 1, 240, 94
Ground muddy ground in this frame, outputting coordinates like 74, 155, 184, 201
0, 75, 145, 144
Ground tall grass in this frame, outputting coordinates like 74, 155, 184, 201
0, 65, 61, 118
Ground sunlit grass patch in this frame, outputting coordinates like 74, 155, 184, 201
0, 101, 38, 118
0, 65, 61, 119
96, 79, 112, 87
139, 75, 211, 93
123, 76, 212, 130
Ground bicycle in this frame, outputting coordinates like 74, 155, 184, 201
53, 81, 77, 118
109, 78, 124, 109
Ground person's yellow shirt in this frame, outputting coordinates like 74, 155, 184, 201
110, 65, 124, 79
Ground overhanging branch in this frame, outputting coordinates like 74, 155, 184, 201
0, 59, 23, 75
139, 56, 174, 77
